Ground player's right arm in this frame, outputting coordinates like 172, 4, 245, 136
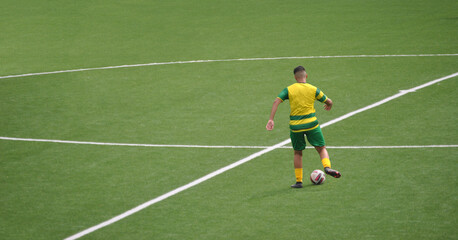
266, 88, 288, 131
266, 98, 283, 130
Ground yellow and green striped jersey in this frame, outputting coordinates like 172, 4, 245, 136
277, 83, 328, 132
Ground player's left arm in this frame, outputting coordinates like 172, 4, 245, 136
324, 98, 333, 111
315, 88, 332, 111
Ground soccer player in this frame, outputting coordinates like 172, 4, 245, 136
266, 66, 341, 188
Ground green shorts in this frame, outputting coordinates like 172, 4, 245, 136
290, 126, 326, 151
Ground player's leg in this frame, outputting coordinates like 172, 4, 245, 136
293, 150, 303, 183
290, 131, 306, 188
306, 127, 341, 178
314, 146, 341, 178
314, 145, 330, 168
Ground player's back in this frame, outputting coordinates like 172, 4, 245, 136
287, 83, 319, 116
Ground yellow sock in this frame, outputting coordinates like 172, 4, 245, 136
321, 158, 331, 168
295, 168, 303, 182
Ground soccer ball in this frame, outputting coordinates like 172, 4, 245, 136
310, 170, 326, 185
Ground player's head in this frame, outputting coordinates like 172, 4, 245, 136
293, 66, 307, 81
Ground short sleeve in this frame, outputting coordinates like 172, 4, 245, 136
277, 88, 289, 101
315, 88, 328, 103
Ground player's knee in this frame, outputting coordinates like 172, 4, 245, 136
314, 145, 326, 152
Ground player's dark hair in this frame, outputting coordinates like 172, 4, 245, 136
293, 66, 306, 74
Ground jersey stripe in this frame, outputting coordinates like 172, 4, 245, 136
290, 117, 317, 126
290, 120, 319, 130
291, 124, 320, 133
315, 88, 321, 97
318, 95, 327, 102
290, 112, 316, 120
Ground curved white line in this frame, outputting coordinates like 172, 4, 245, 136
0, 137, 457, 149
1, 53, 457, 80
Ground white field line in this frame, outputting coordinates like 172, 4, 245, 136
0, 136, 259, 148
1, 53, 457, 80
320, 72, 458, 128
0, 136, 456, 149
323, 145, 458, 149
62, 72, 458, 240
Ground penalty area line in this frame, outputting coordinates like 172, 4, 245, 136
62, 72, 457, 240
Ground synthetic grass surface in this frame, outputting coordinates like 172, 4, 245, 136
1, 0, 457, 239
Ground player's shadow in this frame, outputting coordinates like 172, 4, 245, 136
247, 183, 319, 201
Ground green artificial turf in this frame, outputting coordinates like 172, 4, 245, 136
1, 0, 457, 239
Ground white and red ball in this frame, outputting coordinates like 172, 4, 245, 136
310, 170, 326, 185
